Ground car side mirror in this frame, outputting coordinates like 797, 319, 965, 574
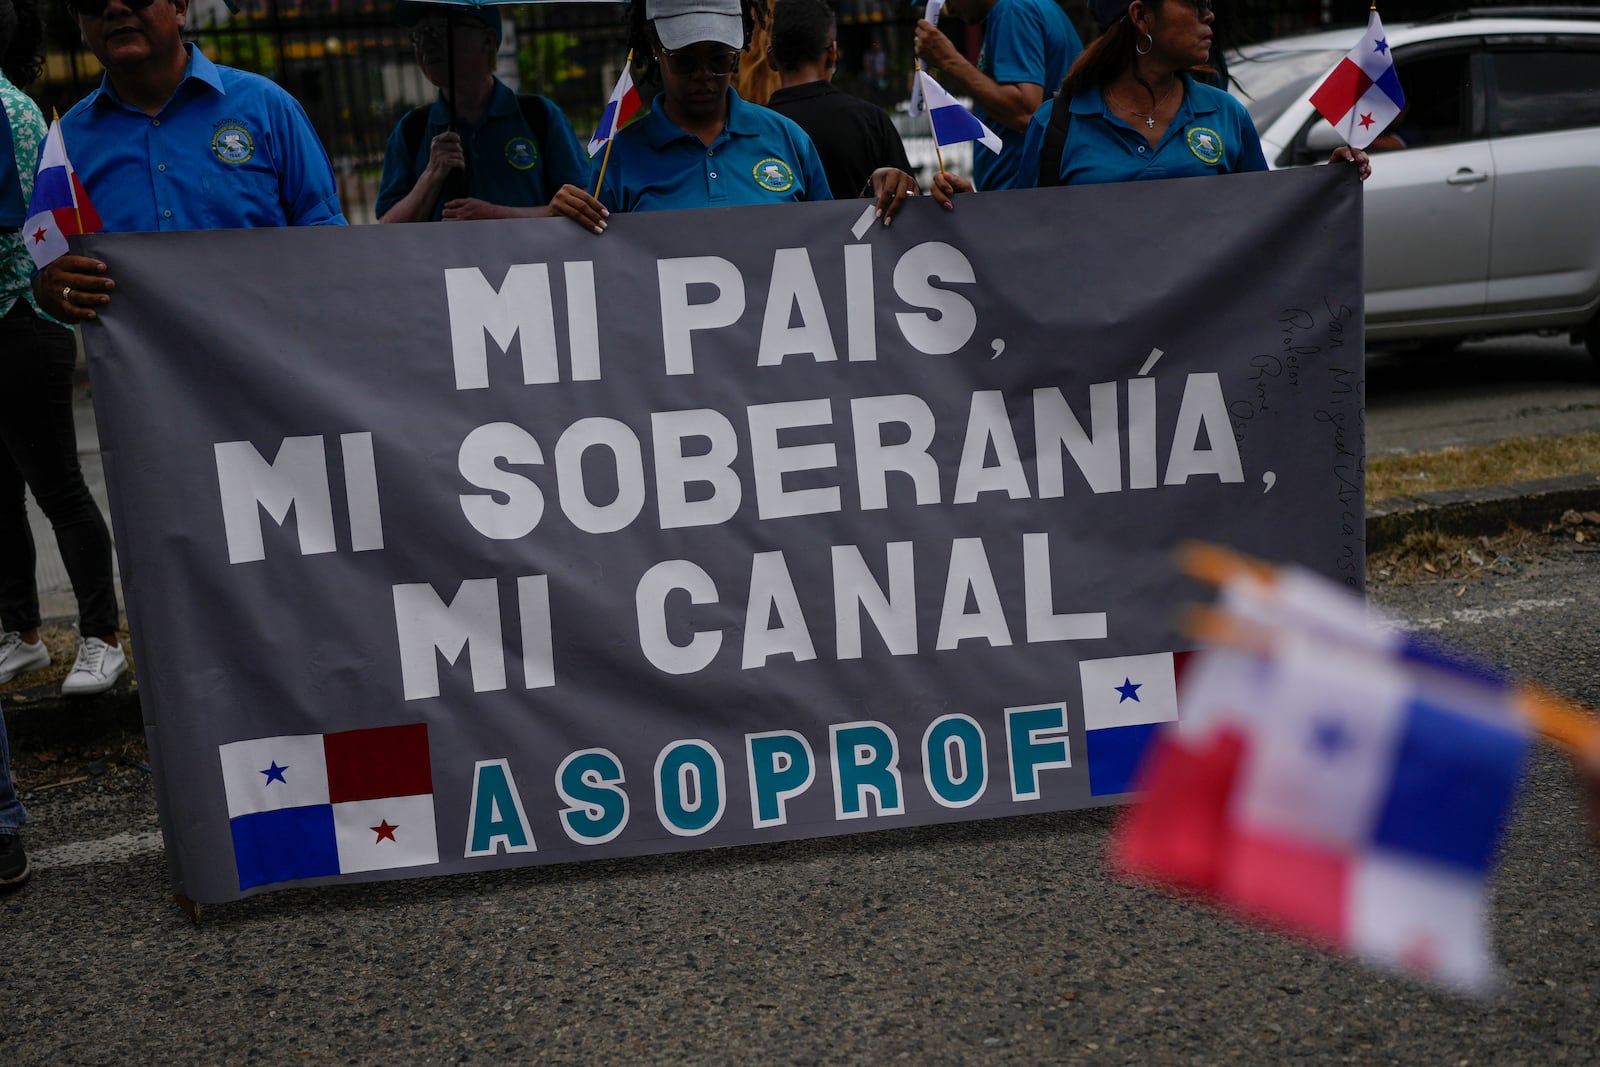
1302, 120, 1344, 155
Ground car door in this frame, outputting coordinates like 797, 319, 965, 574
1482, 37, 1600, 317
1355, 48, 1493, 327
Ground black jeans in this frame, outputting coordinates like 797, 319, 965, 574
0, 300, 120, 637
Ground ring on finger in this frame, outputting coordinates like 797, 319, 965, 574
63, 286, 72, 302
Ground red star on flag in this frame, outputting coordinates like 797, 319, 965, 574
371, 819, 398, 843
1359, 112, 1375, 130
1400, 933, 1438, 976
31, 227, 47, 244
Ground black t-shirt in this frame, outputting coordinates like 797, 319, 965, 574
766, 82, 914, 200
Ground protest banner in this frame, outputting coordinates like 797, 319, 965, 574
79, 165, 1364, 903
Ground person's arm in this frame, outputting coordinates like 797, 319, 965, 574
441, 100, 594, 222
913, 18, 1044, 134
273, 91, 347, 226
382, 130, 465, 223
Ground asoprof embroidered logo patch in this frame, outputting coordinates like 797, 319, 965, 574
212, 124, 255, 165
506, 136, 539, 171
1187, 127, 1224, 165
752, 157, 795, 193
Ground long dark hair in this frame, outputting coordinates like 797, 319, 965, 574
1060, 0, 1212, 99
624, 0, 769, 86
1, 0, 47, 90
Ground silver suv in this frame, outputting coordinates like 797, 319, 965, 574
1229, 8, 1600, 361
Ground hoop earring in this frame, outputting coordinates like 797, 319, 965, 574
1136, 33, 1154, 56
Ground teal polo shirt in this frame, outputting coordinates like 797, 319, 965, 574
593, 89, 832, 213
376, 79, 589, 219
1013, 75, 1269, 189
973, 0, 1081, 192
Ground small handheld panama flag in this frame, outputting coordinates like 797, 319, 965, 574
586, 62, 642, 158
1110, 546, 1544, 997
916, 68, 1002, 155
1309, 7, 1406, 151
24, 117, 102, 271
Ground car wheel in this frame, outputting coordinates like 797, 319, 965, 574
1587, 314, 1600, 364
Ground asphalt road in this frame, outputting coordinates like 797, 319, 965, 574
9, 334, 1600, 1064
1366, 335, 1600, 456
7, 545, 1600, 1064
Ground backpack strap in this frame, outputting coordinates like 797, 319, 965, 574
1037, 80, 1074, 189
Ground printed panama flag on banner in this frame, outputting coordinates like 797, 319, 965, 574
1112, 631, 1528, 996
586, 63, 642, 158
1309, 8, 1406, 151
1080, 651, 1190, 796
916, 69, 1003, 154
219, 723, 439, 890
24, 118, 102, 271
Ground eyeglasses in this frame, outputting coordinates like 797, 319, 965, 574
658, 47, 740, 78
69, 0, 157, 18
410, 21, 492, 45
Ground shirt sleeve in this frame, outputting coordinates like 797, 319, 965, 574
1223, 94, 1269, 174
538, 100, 594, 194
272, 89, 347, 226
375, 119, 418, 218
1011, 101, 1049, 189
987, 0, 1051, 89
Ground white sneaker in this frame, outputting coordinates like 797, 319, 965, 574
60, 636, 127, 696
0, 631, 51, 685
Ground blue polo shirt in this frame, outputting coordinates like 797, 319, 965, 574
1013, 75, 1268, 189
375, 80, 590, 219
58, 45, 344, 231
973, 0, 1080, 192
593, 89, 832, 213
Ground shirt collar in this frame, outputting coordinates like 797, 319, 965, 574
428, 77, 515, 127
88, 43, 222, 112
767, 81, 839, 105
641, 87, 759, 149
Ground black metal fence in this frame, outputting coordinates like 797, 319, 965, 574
27, 0, 1584, 221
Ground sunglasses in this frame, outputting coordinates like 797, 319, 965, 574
70, 0, 157, 17
658, 47, 740, 78
410, 21, 493, 45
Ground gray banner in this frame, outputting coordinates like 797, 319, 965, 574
80, 166, 1364, 903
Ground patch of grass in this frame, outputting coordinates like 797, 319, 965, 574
1368, 432, 1600, 503
0, 624, 134, 695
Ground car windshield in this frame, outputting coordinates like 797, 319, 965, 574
1226, 47, 1347, 128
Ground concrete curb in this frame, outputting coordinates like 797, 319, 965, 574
9, 474, 1600, 751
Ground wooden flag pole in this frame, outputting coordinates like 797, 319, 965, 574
913, 62, 947, 177
51, 109, 84, 236
591, 51, 633, 199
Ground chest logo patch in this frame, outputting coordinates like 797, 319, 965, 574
1187, 126, 1224, 165
212, 125, 255, 165
506, 136, 538, 171
752, 157, 795, 193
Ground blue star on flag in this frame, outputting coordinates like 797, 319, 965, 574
1374, 37, 1389, 55
261, 760, 289, 785
1115, 678, 1142, 703
1310, 718, 1350, 759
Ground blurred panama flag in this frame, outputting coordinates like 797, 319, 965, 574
1309, 6, 1406, 151
24, 119, 102, 272
1104, 544, 1600, 997
587, 61, 642, 158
